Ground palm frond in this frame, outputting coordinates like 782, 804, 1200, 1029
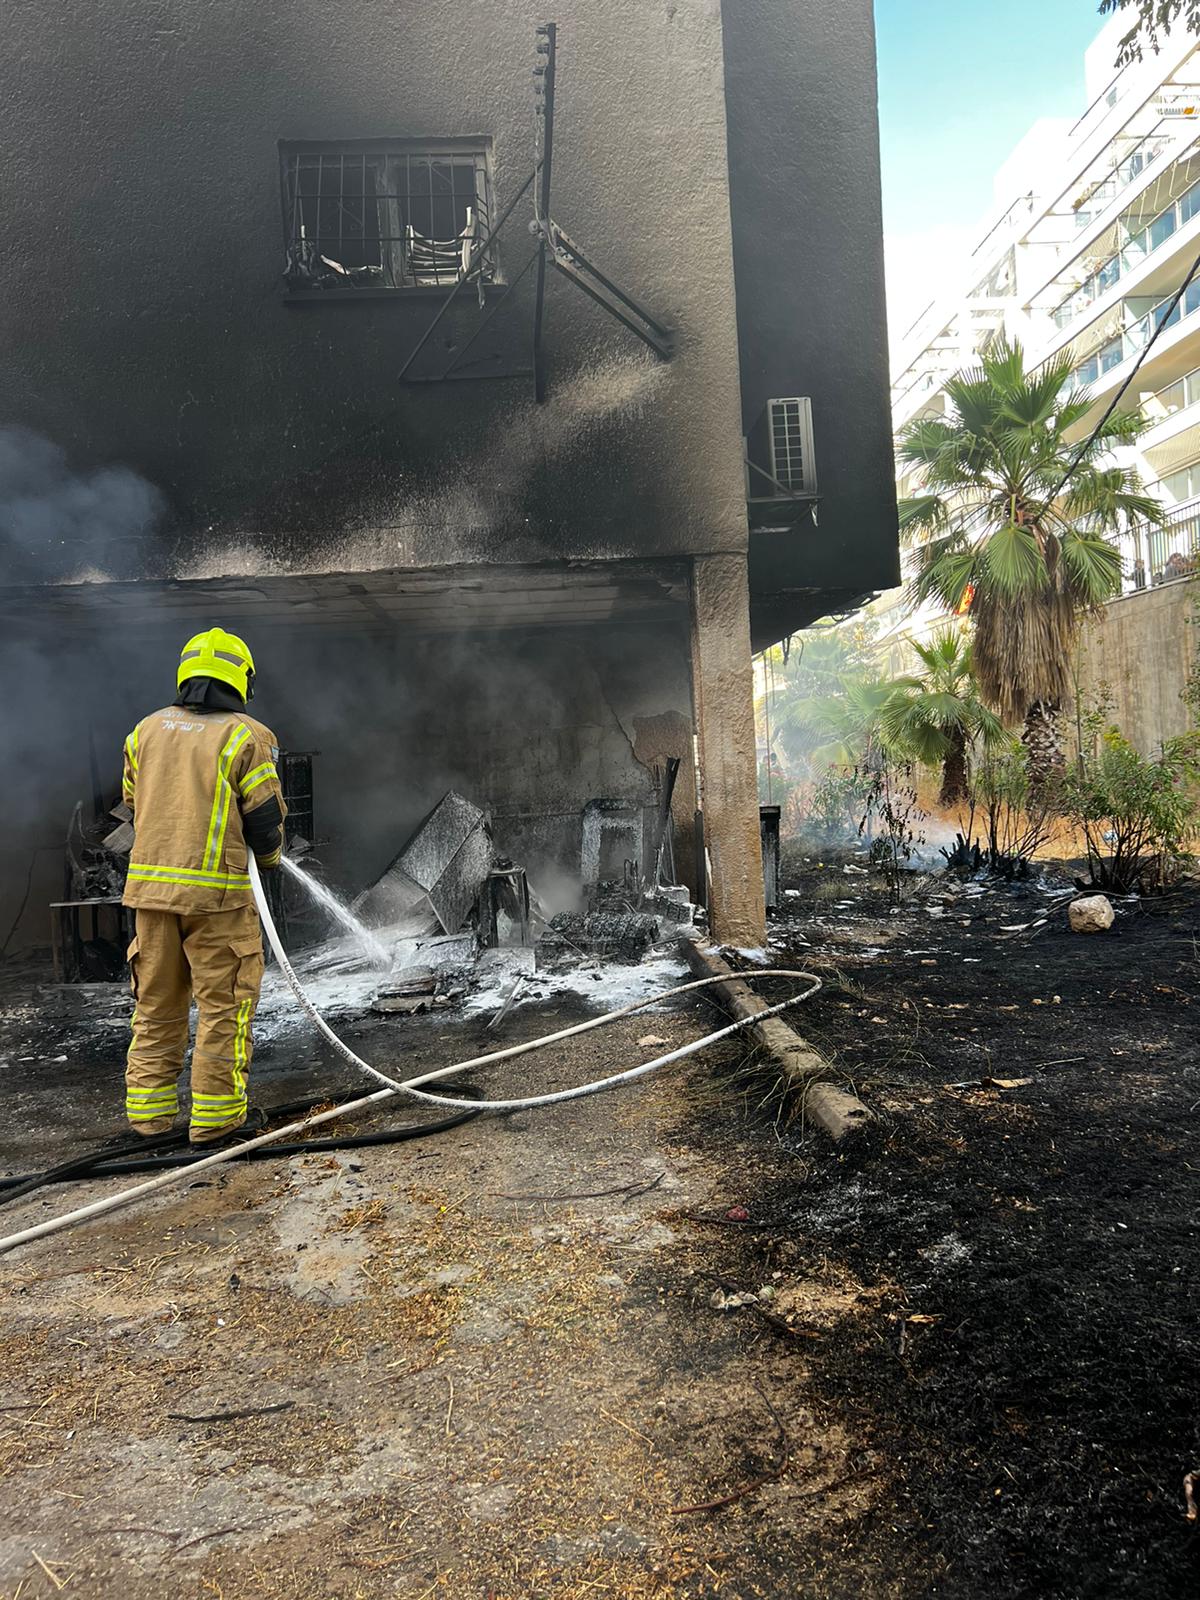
1057, 528, 1125, 604
898, 494, 950, 537
1087, 406, 1148, 447
995, 357, 1074, 430
1058, 468, 1165, 531
979, 522, 1047, 595
908, 544, 978, 612
974, 702, 1014, 751
979, 336, 1029, 398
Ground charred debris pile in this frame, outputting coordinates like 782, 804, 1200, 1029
296, 789, 698, 1021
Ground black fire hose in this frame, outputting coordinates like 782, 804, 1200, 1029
0, 1083, 482, 1207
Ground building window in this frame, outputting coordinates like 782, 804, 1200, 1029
1161, 459, 1200, 503
1157, 366, 1200, 413
280, 141, 495, 293
1050, 170, 1200, 333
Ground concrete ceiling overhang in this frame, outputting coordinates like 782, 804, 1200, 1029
749, 587, 874, 652
1143, 416, 1200, 476
0, 560, 691, 641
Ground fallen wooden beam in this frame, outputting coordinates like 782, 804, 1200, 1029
681, 937, 871, 1141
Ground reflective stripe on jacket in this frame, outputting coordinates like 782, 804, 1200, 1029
121, 706, 287, 913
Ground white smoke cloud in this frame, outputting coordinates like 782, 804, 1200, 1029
0, 426, 163, 579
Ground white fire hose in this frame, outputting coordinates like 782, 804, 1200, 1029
0, 860, 821, 1257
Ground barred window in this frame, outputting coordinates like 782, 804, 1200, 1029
281, 141, 495, 293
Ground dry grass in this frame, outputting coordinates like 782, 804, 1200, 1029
0, 1056, 881, 1600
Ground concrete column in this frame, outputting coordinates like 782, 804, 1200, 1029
689, 554, 766, 947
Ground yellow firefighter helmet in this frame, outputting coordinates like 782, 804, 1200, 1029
177, 627, 256, 701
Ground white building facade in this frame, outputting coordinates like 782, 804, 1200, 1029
891, 14, 1200, 593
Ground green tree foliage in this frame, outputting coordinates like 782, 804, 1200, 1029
757, 626, 880, 765
960, 746, 1057, 877
1063, 725, 1200, 890
898, 337, 1162, 780
878, 630, 1009, 806
777, 629, 1009, 802
778, 674, 898, 771
1099, 0, 1200, 65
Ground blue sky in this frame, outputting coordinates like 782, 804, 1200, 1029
875, 0, 1116, 340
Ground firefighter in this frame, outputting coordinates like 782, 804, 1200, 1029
121, 628, 287, 1145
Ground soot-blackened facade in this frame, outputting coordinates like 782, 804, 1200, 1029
0, 0, 896, 948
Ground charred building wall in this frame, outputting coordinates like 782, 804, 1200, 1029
0, 613, 693, 950
1, 0, 747, 582
722, 0, 901, 640
0, 0, 898, 949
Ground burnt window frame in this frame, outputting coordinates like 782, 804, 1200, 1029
279, 137, 499, 301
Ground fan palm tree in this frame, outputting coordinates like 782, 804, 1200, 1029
777, 674, 897, 770
898, 337, 1162, 781
879, 630, 1010, 806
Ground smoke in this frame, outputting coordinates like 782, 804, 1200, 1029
0, 427, 163, 582
0, 371, 684, 951
396, 351, 670, 532
0, 430, 170, 950
260, 619, 690, 906
0, 429, 169, 834
385, 352, 672, 534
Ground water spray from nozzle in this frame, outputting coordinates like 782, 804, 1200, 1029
278, 856, 391, 968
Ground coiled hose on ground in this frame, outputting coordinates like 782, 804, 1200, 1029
0, 860, 821, 1257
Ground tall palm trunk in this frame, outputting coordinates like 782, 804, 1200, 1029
1022, 700, 1064, 788
939, 725, 969, 808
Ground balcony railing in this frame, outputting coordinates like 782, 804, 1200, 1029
1067, 276, 1200, 392
1067, 129, 1175, 236
1115, 497, 1200, 592
1051, 167, 1200, 334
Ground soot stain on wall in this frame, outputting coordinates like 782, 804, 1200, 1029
0, 616, 693, 949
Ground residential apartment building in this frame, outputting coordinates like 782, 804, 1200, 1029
0, 0, 898, 950
891, 12, 1200, 594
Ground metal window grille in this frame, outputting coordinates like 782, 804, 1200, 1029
281, 145, 494, 291
767, 397, 817, 494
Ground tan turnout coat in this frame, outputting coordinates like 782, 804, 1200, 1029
121, 706, 287, 914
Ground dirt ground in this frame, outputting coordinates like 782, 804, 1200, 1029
0, 968, 894, 1600
1, 857, 1198, 1599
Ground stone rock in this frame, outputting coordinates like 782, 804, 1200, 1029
1068, 894, 1115, 933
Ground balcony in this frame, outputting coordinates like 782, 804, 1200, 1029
891, 365, 952, 431
1114, 496, 1200, 592
1066, 129, 1175, 234
1138, 365, 1200, 481
1067, 277, 1200, 393
1049, 164, 1200, 337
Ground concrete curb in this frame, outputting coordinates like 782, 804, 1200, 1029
680, 936, 872, 1141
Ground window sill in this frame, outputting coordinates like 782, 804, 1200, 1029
283, 283, 502, 305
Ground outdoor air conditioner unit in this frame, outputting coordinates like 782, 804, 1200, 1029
747, 396, 818, 499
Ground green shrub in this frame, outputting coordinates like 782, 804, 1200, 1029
1062, 728, 1200, 892
806, 768, 877, 844
971, 746, 1056, 878
802, 763, 926, 902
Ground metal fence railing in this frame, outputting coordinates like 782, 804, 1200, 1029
1115, 498, 1200, 592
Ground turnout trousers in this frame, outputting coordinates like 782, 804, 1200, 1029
125, 905, 265, 1143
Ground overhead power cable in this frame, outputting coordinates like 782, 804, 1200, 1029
1051, 239, 1200, 502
